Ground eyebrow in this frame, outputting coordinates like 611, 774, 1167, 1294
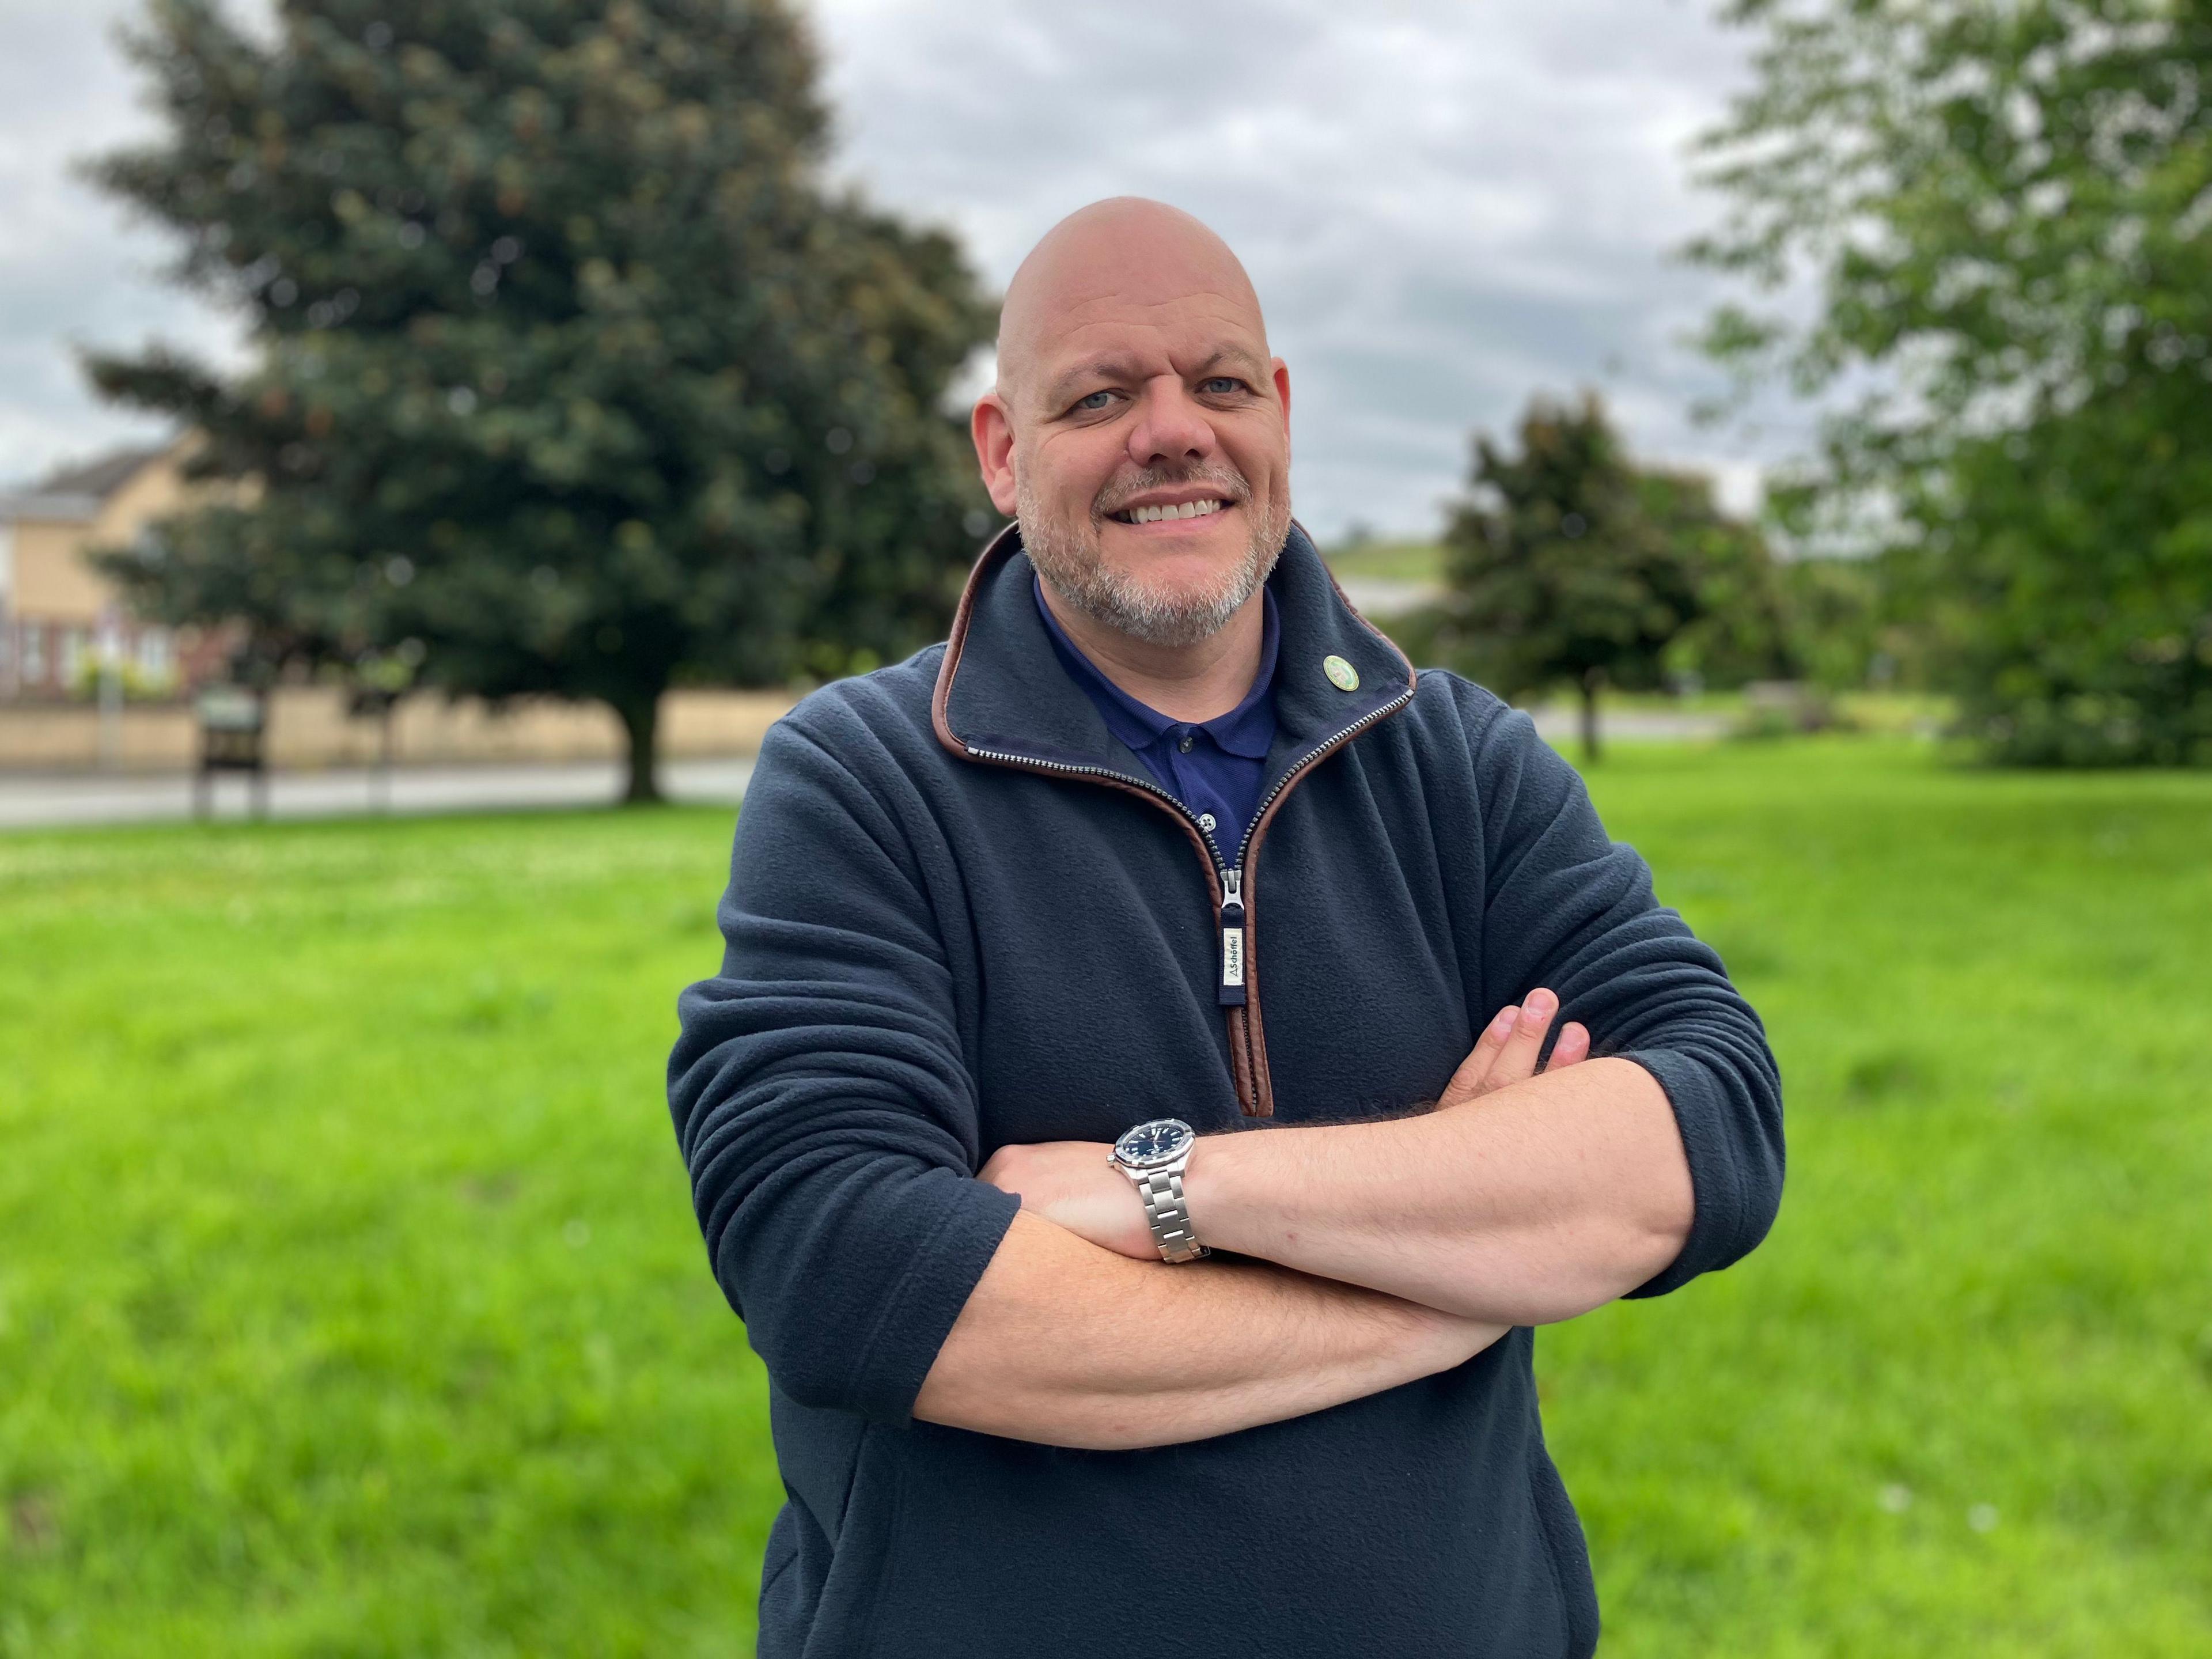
1041, 346, 1268, 412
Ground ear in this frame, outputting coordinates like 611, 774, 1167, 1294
1270, 357, 1292, 459
971, 392, 1020, 517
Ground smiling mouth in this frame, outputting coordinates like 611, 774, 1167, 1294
1107, 498, 1231, 525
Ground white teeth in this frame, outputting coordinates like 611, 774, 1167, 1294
1124, 498, 1225, 524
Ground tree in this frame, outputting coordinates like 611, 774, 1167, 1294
1641, 467, 1799, 693
1425, 393, 1764, 762
1690, 0, 2212, 765
86, 0, 996, 801
1774, 555, 1916, 694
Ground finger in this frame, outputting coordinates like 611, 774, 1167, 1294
1543, 1020, 1590, 1073
1488, 988, 1559, 1088
1440, 1002, 1522, 1108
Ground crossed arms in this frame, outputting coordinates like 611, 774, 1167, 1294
914, 993, 1696, 1449
669, 698, 1783, 1458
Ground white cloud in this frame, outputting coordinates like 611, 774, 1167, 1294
0, 0, 251, 483
0, 0, 1801, 536
804, 0, 1791, 535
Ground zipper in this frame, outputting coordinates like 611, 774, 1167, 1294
963, 679, 1416, 1107
1224, 686, 1416, 874
958, 745, 1235, 866
1218, 868, 1245, 1006
1207, 682, 1416, 1010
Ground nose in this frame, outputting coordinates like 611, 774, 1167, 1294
1125, 374, 1219, 471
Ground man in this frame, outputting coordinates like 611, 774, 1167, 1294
668, 198, 1782, 1658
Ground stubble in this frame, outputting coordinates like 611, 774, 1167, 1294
1018, 463, 1291, 649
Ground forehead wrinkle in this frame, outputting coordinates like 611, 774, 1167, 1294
1044, 287, 1264, 345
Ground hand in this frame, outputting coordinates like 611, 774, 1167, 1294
1436, 987, 1589, 1111
979, 1139, 1157, 1260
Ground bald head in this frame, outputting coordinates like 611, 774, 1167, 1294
995, 198, 1270, 410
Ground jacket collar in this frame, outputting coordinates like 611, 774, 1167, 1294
931, 520, 1415, 791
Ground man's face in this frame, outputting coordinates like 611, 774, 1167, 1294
976, 274, 1293, 647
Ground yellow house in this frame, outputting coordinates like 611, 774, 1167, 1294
0, 437, 220, 702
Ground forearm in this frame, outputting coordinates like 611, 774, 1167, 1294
913, 1210, 1505, 1450
1186, 1058, 1695, 1325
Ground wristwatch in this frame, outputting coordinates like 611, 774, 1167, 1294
1108, 1118, 1209, 1262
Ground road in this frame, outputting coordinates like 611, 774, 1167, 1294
0, 756, 756, 830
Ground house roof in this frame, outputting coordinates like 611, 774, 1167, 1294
0, 441, 174, 525
34, 444, 171, 500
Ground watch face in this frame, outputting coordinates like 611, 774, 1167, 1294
1115, 1118, 1194, 1169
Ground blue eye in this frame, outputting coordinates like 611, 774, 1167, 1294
1074, 390, 1113, 412
1199, 377, 1243, 395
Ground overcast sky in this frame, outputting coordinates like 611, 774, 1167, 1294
0, 0, 1789, 539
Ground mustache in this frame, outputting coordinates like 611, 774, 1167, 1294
1092, 464, 1252, 519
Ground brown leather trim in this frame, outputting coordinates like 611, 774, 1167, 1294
1239, 990, 1276, 1118
930, 525, 1022, 760
1225, 1006, 1268, 1118
1224, 1007, 1259, 1116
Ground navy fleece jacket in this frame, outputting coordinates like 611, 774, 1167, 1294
668, 525, 1784, 1659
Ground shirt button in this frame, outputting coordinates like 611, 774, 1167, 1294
1198, 812, 1217, 833
1177, 733, 1195, 753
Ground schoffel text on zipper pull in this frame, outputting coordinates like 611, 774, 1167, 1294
1218, 867, 1247, 1006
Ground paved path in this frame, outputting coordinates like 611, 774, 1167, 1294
1525, 706, 1729, 745
1334, 575, 1445, 618
0, 756, 756, 830
0, 704, 1729, 831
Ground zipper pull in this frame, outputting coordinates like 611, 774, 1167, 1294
1218, 866, 1247, 1006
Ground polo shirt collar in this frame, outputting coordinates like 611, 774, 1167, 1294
1030, 574, 1281, 760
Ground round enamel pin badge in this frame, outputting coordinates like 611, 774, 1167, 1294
1322, 654, 1360, 692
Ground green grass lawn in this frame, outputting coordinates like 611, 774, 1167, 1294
3, 741, 2209, 1656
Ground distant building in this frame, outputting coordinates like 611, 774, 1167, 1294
0, 438, 230, 702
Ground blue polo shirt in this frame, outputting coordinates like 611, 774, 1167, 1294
1033, 575, 1279, 861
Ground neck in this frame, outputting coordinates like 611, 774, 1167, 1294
1039, 582, 1267, 724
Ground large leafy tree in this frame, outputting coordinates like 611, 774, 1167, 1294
1425, 393, 1772, 761
1691, 0, 2212, 764
87, 0, 995, 800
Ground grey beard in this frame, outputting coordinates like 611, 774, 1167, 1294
1017, 467, 1291, 648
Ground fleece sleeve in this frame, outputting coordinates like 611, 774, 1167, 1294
1469, 700, 1785, 1297
667, 716, 1019, 1422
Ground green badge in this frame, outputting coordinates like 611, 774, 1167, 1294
1322, 654, 1360, 692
